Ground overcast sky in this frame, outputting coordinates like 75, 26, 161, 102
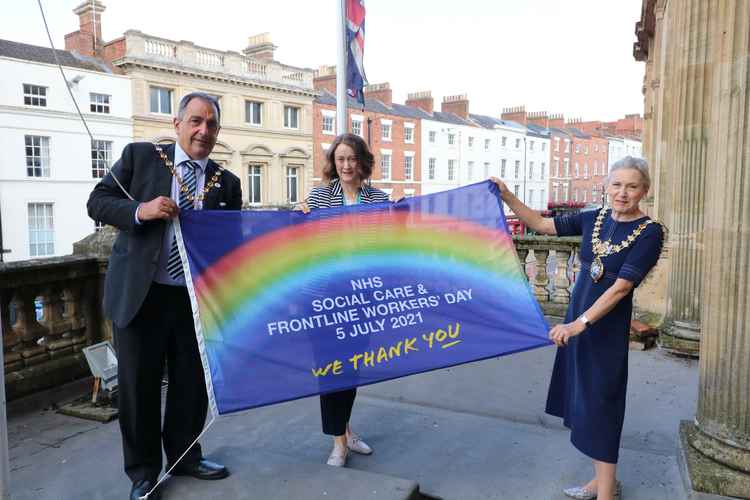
4, 0, 645, 122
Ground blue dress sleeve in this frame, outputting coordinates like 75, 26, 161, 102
554, 212, 585, 237
617, 222, 664, 287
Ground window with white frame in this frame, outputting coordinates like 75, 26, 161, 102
484, 138, 491, 151
404, 124, 415, 143
515, 138, 521, 149
91, 140, 112, 179
90, 93, 111, 114
554, 158, 560, 177
541, 162, 546, 178
245, 100, 262, 125
286, 166, 299, 203
584, 163, 589, 177
429, 130, 436, 143
448, 160, 456, 181
284, 106, 300, 129
448, 133, 456, 145
28, 203, 54, 257
575, 144, 581, 154
23, 84, 47, 107
149, 86, 172, 114
467, 161, 474, 180
248, 164, 263, 204
564, 140, 570, 153
468, 136, 474, 148
381, 120, 392, 141
25, 135, 50, 177
583, 190, 588, 203
563, 185, 569, 201
322, 113, 335, 134
529, 161, 534, 179
584, 145, 589, 155
501, 159, 507, 177
553, 185, 559, 202
381, 153, 392, 180
542, 142, 546, 152
514, 160, 520, 179
404, 154, 414, 180
502, 136, 507, 147
352, 118, 363, 137
564, 158, 570, 177
529, 189, 535, 206
428, 158, 436, 180
484, 162, 490, 178
530, 140, 535, 151
513, 185, 519, 197
575, 162, 580, 177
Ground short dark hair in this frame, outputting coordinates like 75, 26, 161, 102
177, 92, 221, 124
323, 133, 374, 182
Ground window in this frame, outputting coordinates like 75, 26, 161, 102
381, 120, 392, 140
149, 86, 172, 114
404, 125, 414, 143
513, 185, 519, 197
584, 163, 589, 178
91, 140, 112, 179
583, 190, 588, 203
514, 160, 520, 179
429, 131, 436, 143
483, 162, 490, 178
90, 93, 111, 114
541, 162, 546, 178
575, 144, 580, 154
530, 140, 535, 151
502, 136, 507, 147
584, 145, 589, 155
352, 119, 363, 137
593, 160, 598, 175
564, 140, 570, 153
485, 139, 491, 151
542, 142, 546, 152
529, 189, 534, 206
284, 106, 300, 129
529, 161, 534, 179
248, 164, 262, 204
515, 138, 521, 149
554, 159, 560, 177
448, 133, 456, 145
23, 84, 47, 107
553, 185, 559, 202
25, 135, 50, 177
245, 101, 262, 125
468, 136, 474, 148
448, 160, 456, 181
404, 155, 414, 180
428, 158, 436, 180
563, 185, 569, 201
322, 115, 335, 134
501, 159, 507, 177
467, 161, 474, 180
563, 159, 570, 177
286, 166, 299, 203
28, 203, 54, 257
381, 153, 392, 180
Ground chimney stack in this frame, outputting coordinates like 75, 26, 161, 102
527, 111, 549, 128
501, 106, 527, 125
65, 1, 106, 57
441, 94, 469, 120
364, 82, 392, 107
244, 33, 276, 61
313, 65, 337, 94
548, 113, 565, 128
406, 91, 434, 114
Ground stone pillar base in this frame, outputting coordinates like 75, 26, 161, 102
677, 421, 750, 499
658, 321, 700, 358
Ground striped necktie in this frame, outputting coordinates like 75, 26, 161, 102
167, 161, 198, 281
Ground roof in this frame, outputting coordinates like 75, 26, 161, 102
524, 123, 551, 138
566, 127, 591, 139
430, 110, 475, 126
316, 89, 431, 120
0, 39, 111, 73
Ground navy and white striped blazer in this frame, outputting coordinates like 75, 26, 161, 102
306, 179, 390, 209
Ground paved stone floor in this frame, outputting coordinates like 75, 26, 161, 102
6, 344, 699, 499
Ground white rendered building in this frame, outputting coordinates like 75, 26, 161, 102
608, 136, 643, 172
0, 39, 133, 262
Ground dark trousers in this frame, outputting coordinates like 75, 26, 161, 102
320, 389, 357, 436
114, 283, 207, 483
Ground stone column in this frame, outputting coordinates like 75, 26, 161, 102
658, 0, 709, 357
679, 1, 750, 496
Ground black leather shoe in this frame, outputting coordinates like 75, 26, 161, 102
130, 479, 160, 500
170, 459, 229, 480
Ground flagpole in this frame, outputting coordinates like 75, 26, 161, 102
336, 0, 348, 135
0, 320, 10, 500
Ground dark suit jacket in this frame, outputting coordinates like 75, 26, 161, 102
87, 142, 242, 328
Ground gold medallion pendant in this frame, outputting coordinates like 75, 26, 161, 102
590, 255, 605, 282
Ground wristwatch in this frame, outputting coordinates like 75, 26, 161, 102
578, 313, 591, 329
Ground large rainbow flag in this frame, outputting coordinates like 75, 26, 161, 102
177, 181, 551, 416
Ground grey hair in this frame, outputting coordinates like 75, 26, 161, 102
607, 156, 651, 191
177, 92, 221, 124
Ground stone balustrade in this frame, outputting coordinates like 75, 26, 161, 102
1, 231, 579, 401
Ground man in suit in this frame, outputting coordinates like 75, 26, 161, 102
88, 92, 242, 500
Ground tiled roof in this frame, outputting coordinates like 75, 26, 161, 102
430, 110, 475, 126
316, 89, 431, 120
0, 39, 111, 73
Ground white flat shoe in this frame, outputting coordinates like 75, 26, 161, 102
326, 447, 347, 467
563, 481, 621, 499
346, 433, 373, 455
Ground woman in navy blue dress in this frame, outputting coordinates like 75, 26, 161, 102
492, 156, 664, 500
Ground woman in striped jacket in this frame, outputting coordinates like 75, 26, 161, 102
304, 133, 389, 467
